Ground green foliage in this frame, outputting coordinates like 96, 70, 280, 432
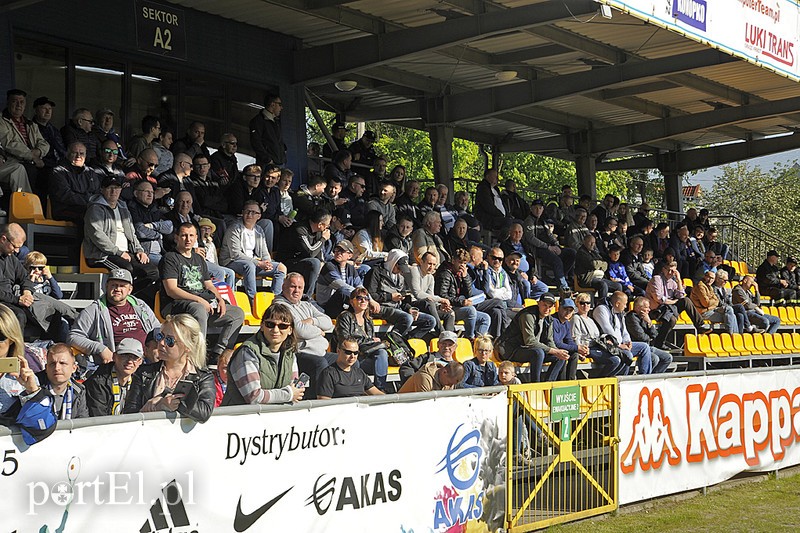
305, 108, 644, 201
704, 161, 800, 245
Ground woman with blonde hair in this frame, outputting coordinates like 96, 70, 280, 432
0, 303, 41, 421
125, 314, 215, 422
461, 334, 499, 388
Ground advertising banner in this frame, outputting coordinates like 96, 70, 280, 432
0, 393, 507, 532
600, 0, 800, 81
619, 369, 800, 504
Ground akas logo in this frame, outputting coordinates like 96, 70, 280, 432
305, 470, 402, 515
140, 480, 198, 533
433, 424, 484, 529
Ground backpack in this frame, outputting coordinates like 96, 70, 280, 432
384, 330, 413, 366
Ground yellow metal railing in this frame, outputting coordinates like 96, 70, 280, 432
506, 378, 619, 531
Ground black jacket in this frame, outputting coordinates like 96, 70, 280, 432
625, 311, 658, 343
249, 111, 285, 166
621, 250, 649, 290
386, 226, 413, 256
434, 262, 472, 307
365, 264, 406, 307
123, 362, 215, 423
83, 362, 130, 417
283, 221, 326, 263
49, 163, 101, 222
0, 252, 33, 306
474, 179, 507, 231
756, 260, 783, 290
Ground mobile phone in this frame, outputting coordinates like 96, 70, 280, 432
0, 358, 20, 374
172, 380, 194, 397
293, 373, 310, 388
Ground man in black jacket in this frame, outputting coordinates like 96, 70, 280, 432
49, 142, 101, 223
625, 297, 673, 371
621, 236, 650, 293
474, 168, 508, 231
84, 337, 145, 416
35, 343, 88, 419
283, 209, 330, 297
249, 94, 286, 166
522, 199, 576, 298
756, 250, 797, 302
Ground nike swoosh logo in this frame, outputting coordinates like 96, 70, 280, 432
233, 487, 293, 532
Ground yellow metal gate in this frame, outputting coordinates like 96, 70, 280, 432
506, 378, 619, 531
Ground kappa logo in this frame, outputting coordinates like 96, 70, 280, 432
140, 480, 198, 533
620, 387, 681, 474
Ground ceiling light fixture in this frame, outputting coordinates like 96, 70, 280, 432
335, 80, 358, 92
494, 70, 517, 82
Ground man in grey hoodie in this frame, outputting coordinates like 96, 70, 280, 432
68, 269, 159, 365
83, 174, 160, 305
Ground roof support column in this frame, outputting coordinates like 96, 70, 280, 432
429, 125, 454, 201
575, 155, 597, 201
663, 171, 684, 220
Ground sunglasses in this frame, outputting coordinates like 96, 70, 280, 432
490, 255, 504, 261
263, 320, 291, 330
29, 265, 45, 271
342, 349, 359, 356
154, 331, 177, 348
103, 148, 119, 155
578, 301, 591, 306
354, 295, 369, 301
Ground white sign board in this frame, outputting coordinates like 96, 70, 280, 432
0, 394, 507, 532
601, 0, 800, 80
619, 369, 800, 504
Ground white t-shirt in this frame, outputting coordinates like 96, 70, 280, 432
112, 208, 128, 252
242, 227, 257, 259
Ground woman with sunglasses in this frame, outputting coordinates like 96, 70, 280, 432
570, 294, 627, 376
124, 314, 215, 422
221, 303, 305, 406
334, 287, 389, 391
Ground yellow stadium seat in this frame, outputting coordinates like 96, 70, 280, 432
783, 333, 796, 352
10, 191, 75, 227
743, 333, 761, 355
684, 334, 703, 356
253, 292, 274, 319
523, 298, 537, 308
753, 333, 768, 354
792, 333, 800, 352
233, 291, 258, 326
766, 306, 779, 317
739, 261, 750, 275
778, 307, 792, 325
709, 334, 727, 357
79, 244, 108, 274
677, 311, 692, 325
683, 278, 693, 288
698, 334, 714, 356
719, 333, 740, 356
773, 333, 790, 354
786, 307, 799, 325
408, 339, 427, 357
763, 333, 778, 355
731, 333, 749, 355
153, 292, 166, 322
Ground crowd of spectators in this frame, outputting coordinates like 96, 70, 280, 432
0, 88, 789, 438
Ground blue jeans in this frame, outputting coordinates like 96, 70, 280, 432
534, 246, 576, 289
706, 306, 738, 333
629, 341, 653, 375
379, 306, 436, 339
590, 347, 628, 377
227, 259, 285, 300
454, 305, 490, 338
529, 279, 549, 300
748, 311, 781, 334
651, 346, 673, 374
359, 348, 389, 390
206, 261, 236, 288
508, 347, 566, 382
256, 218, 274, 251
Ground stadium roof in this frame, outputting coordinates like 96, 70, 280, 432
171, 0, 800, 171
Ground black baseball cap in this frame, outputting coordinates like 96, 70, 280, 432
33, 96, 56, 107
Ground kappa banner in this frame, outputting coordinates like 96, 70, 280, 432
599, 0, 800, 80
619, 369, 800, 504
0, 393, 506, 532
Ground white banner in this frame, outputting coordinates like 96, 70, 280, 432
619, 369, 800, 504
0, 393, 507, 532
601, 0, 800, 81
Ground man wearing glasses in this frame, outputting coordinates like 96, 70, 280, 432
340, 175, 369, 229
209, 132, 239, 184
125, 148, 162, 187
317, 337, 384, 400
49, 142, 101, 223
61, 108, 98, 160
250, 93, 286, 167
